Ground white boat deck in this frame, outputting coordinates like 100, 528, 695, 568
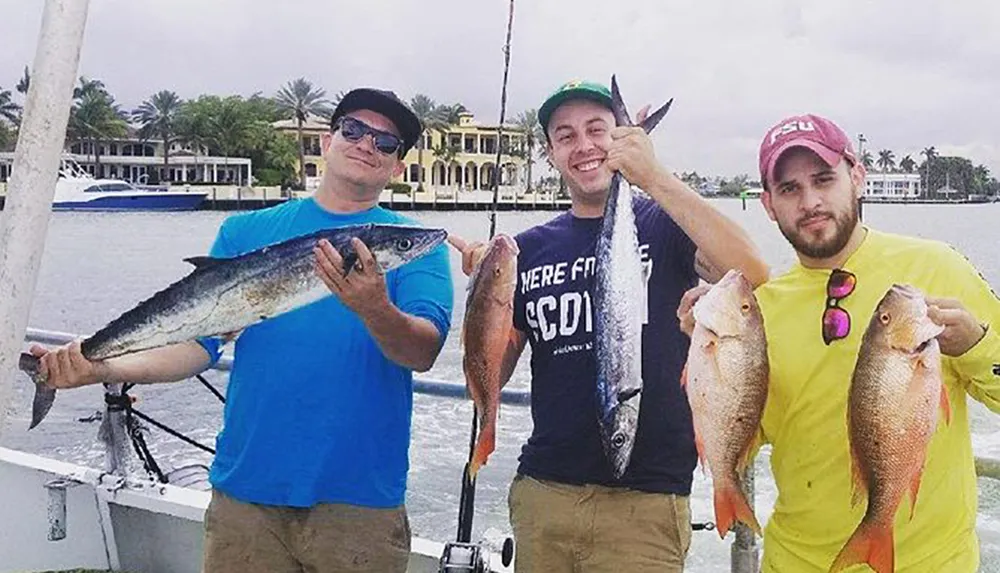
0, 447, 511, 573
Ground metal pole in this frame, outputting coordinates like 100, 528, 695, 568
731, 462, 759, 573
0, 0, 90, 437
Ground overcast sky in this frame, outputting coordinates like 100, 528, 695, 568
2, 0, 997, 178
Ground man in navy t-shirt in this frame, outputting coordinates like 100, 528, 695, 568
452, 79, 768, 572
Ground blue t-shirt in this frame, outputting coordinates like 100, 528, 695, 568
512, 195, 699, 495
196, 197, 454, 508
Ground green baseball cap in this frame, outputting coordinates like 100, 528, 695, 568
538, 79, 612, 136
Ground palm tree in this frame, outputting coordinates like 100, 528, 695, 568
68, 89, 128, 174
0, 89, 20, 125
409, 94, 448, 191
0, 122, 13, 151
174, 104, 211, 182
436, 103, 467, 127
899, 155, 916, 173
274, 78, 331, 189
207, 97, 253, 184
922, 146, 937, 196
73, 77, 106, 100
331, 90, 347, 108
973, 164, 991, 194
16, 66, 30, 96
860, 150, 874, 170
513, 109, 539, 192
876, 149, 895, 172
133, 90, 183, 182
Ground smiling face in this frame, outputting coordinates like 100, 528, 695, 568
545, 99, 616, 206
761, 146, 866, 264
321, 109, 405, 195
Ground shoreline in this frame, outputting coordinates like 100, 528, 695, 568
0, 194, 995, 212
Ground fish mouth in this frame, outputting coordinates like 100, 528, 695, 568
890, 284, 923, 299
718, 269, 747, 289
427, 228, 449, 244
494, 234, 520, 255
907, 321, 944, 354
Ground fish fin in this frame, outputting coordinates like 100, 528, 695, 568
341, 252, 358, 275
19, 353, 55, 430
468, 417, 496, 480
828, 522, 894, 573
609, 74, 634, 127
618, 387, 641, 403
907, 449, 930, 522
735, 437, 757, 475
693, 428, 708, 476
680, 361, 688, 387
848, 438, 868, 509
182, 256, 222, 268
31, 384, 56, 431
639, 98, 674, 134
940, 384, 952, 426
713, 481, 761, 539
701, 330, 718, 349
908, 469, 921, 522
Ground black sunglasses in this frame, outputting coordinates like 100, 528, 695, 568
333, 116, 404, 156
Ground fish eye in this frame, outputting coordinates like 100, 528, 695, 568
612, 433, 626, 448
494, 266, 502, 276
395, 238, 413, 251
741, 302, 751, 312
879, 312, 891, 324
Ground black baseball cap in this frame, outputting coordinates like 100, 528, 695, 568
329, 88, 423, 156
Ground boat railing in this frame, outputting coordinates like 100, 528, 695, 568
19, 327, 1000, 573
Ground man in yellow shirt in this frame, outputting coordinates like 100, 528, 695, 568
680, 113, 1000, 572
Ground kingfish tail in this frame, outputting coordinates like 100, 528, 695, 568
609, 74, 633, 127
608, 74, 674, 133
19, 352, 55, 430
640, 98, 673, 134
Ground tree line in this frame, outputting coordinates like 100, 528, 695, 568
4, 71, 990, 198
0, 71, 549, 191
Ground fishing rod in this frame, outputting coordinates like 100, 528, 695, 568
439, 1, 516, 571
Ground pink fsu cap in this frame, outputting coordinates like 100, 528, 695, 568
758, 114, 857, 189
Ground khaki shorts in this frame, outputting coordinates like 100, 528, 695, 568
202, 489, 410, 573
508, 474, 692, 573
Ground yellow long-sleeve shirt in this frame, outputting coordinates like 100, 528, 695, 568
754, 226, 1000, 572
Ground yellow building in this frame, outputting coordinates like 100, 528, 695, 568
273, 111, 528, 192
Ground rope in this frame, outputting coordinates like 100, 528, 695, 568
129, 408, 216, 455
127, 407, 168, 483
97, 373, 224, 485
196, 373, 226, 403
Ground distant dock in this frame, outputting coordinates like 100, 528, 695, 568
198, 189, 574, 212
0, 184, 575, 212
1, 184, 994, 212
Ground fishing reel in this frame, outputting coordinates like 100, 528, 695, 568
438, 538, 514, 573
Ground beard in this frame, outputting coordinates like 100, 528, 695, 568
778, 195, 859, 260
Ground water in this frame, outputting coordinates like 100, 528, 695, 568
3, 199, 1000, 571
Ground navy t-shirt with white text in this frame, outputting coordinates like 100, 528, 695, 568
512, 195, 700, 495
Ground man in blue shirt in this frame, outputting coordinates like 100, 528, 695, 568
28, 87, 454, 572
451, 80, 768, 572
